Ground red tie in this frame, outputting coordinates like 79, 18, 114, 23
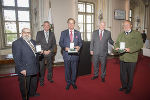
100, 31, 102, 40
70, 30, 73, 42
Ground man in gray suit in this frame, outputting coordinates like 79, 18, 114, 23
90, 21, 114, 82
36, 21, 56, 86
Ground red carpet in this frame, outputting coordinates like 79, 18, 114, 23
0, 56, 150, 100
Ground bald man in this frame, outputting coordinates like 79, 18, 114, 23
12, 28, 39, 100
90, 21, 114, 82
114, 20, 143, 94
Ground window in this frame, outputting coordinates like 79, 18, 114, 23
1, 0, 31, 46
78, 1, 95, 41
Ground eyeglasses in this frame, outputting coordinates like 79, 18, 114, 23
23, 32, 31, 34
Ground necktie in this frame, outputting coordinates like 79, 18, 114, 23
100, 31, 102, 40
27, 41, 36, 54
45, 32, 49, 43
70, 30, 73, 42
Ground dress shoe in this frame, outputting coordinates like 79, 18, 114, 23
102, 78, 105, 82
40, 81, 44, 86
91, 76, 98, 80
119, 87, 127, 91
30, 93, 40, 97
48, 79, 54, 83
66, 84, 71, 90
72, 84, 77, 90
125, 88, 131, 94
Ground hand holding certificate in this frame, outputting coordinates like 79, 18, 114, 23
115, 42, 126, 54
68, 42, 78, 53
36, 45, 42, 53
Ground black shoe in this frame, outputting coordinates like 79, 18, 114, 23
72, 84, 77, 90
91, 76, 98, 80
48, 79, 54, 83
30, 93, 40, 97
40, 81, 44, 86
125, 88, 131, 94
66, 84, 71, 90
119, 87, 127, 91
102, 78, 105, 82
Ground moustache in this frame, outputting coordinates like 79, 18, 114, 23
22, 35, 31, 42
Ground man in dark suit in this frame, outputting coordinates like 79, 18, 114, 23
141, 30, 147, 43
36, 21, 56, 86
12, 28, 39, 100
59, 18, 82, 90
90, 21, 114, 82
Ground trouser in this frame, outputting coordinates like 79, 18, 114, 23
18, 75, 38, 100
120, 61, 136, 89
39, 55, 53, 81
64, 60, 78, 85
93, 55, 107, 78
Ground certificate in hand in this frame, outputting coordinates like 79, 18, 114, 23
116, 42, 126, 53
120, 42, 125, 50
68, 48, 78, 53
68, 42, 78, 53
36, 45, 42, 53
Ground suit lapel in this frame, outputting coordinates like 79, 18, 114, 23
74, 30, 77, 42
96, 30, 100, 40
103, 30, 107, 40
42, 30, 47, 43
66, 29, 71, 42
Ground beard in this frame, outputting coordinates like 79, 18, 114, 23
22, 35, 31, 42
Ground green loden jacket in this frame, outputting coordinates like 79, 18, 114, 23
114, 30, 143, 62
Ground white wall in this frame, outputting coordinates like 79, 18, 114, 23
110, 0, 126, 41
51, 0, 78, 62
97, 0, 125, 41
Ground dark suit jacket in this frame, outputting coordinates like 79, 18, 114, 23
36, 30, 56, 55
90, 29, 114, 56
12, 38, 39, 76
59, 29, 82, 61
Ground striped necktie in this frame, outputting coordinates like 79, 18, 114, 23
27, 41, 36, 54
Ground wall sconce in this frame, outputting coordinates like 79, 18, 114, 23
98, 10, 103, 21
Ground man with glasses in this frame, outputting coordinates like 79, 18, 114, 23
12, 28, 39, 100
36, 21, 56, 86
114, 20, 143, 94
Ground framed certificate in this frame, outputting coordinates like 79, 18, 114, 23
36, 45, 42, 53
120, 42, 125, 50
68, 42, 78, 53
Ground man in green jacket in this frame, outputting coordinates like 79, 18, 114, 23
114, 20, 143, 94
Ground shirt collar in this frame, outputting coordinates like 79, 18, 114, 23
44, 30, 49, 33
99, 29, 104, 32
125, 29, 131, 33
125, 29, 131, 35
69, 29, 74, 32
69, 29, 74, 34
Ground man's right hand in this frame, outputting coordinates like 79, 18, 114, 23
65, 47, 70, 51
115, 48, 119, 51
21, 70, 26, 76
90, 51, 94, 55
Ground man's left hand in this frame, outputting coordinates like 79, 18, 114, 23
74, 46, 80, 51
125, 48, 130, 52
44, 50, 51, 55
